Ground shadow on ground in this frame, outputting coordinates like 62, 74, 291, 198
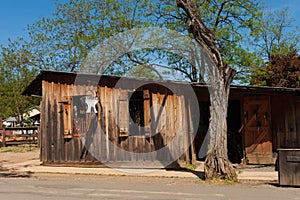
268, 182, 300, 188
0, 162, 34, 178
0, 171, 33, 178
166, 168, 205, 179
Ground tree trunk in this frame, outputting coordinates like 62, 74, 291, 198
177, 0, 237, 181
204, 78, 237, 181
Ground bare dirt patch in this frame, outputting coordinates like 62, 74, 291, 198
0, 146, 39, 164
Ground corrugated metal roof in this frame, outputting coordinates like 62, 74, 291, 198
22, 70, 300, 97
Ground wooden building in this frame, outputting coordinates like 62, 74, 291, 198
23, 70, 300, 166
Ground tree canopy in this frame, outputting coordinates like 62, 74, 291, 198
0, 0, 299, 116
0, 39, 39, 119
251, 51, 300, 87
250, 7, 300, 85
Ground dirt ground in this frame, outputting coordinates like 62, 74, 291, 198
0, 147, 39, 165
0, 147, 276, 172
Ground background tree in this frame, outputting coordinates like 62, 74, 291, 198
152, 0, 263, 84
0, 39, 39, 121
253, 8, 299, 61
252, 51, 300, 88
251, 8, 300, 86
23, 0, 264, 82
26, 0, 156, 73
0, 0, 157, 120
27, 0, 104, 71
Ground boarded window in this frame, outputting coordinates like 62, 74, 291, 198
118, 90, 151, 137
143, 90, 151, 137
61, 97, 72, 138
118, 98, 129, 137
72, 95, 98, 138
129, 91, 145, 136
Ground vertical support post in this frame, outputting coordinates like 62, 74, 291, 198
143, 90, 151, 138
105, 86, 109, 161
182, 96, 190, 166
0, 117, 2, 147
0, 116, 2, 129
2, 128, 6, 147
188, 101, 196, 165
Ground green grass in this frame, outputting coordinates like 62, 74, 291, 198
186, 164, 197, 170
197, 178, 239, 185
0, 145, 39, 153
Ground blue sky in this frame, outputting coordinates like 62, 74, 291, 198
265, 0, 300, 24
0, 0, 299, 46
0, 0, 67, 46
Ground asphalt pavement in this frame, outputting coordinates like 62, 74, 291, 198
0, 173, 298, 200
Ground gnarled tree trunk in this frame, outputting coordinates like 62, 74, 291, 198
204, 78, 237, 181
177, 0, 237, 181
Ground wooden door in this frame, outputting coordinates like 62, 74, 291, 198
243, 96, 274, 164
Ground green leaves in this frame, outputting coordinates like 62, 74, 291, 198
0, 39, 39, 119
1, 0, 300, 119
251, 51, 300, 88
250, 6, 300, 87
253, 7, 299, 60
5, 0, 275, 83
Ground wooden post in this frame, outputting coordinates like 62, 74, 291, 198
143, 90, 151, 138
0, 117, 2, 147
188, 101, 197, 165
0, 117, 2, 129
182, 96, 190, 166
39, 101, 42, 149
2, 128, 6, 147
105, 86, 109, 161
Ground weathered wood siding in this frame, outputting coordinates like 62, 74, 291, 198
34, 71, 300, 166
271, 95, 300, 149
40, 78, 195, 166
278, 149, 300, 186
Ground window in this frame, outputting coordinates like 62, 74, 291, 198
129, 91, 145, 136
72, 95, 98, 138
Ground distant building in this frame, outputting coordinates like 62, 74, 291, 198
23, 106, 40, 126
3, 117, 17, 127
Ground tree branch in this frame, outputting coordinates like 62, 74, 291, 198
213, 0, 230, 30
176, 0, 236, 84
127, 53, 163, 80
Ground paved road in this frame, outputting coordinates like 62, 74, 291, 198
0, 174, 299, 200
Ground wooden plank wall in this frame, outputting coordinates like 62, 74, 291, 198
41, 80, 192, 165
278, 149, 300, 186
41, 80, 82, 163
271, 95, 300, 149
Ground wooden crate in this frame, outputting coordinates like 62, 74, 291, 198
278, 149, 300, 186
